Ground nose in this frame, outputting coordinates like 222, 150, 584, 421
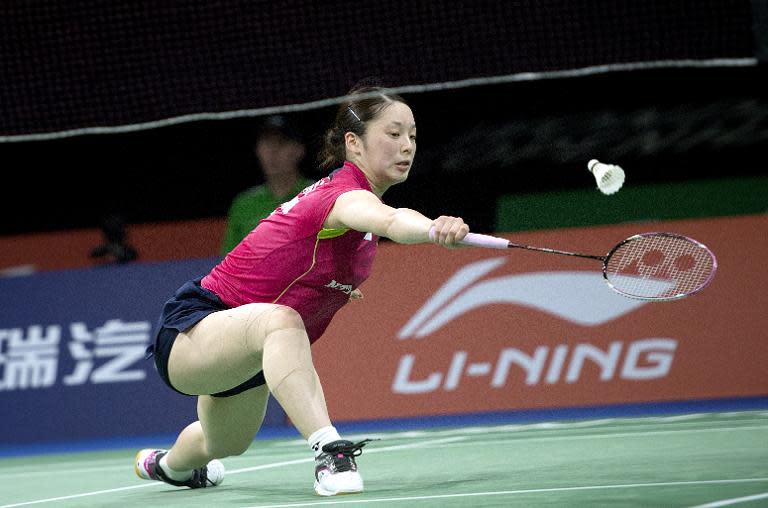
401, 138, 414, 153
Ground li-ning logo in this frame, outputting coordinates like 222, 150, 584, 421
392, 258, 676, 394
325, 279, 353, 295
398, 257, 651, 339
392, 339, 679, 394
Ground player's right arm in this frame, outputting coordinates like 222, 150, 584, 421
324, 190, 468, 247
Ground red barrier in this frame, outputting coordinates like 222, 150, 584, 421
314, 215, 768, 421
0, 218, 225, 272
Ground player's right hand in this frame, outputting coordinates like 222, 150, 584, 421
431, 216, 469, 249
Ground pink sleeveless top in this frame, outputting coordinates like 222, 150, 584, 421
201, 162, 378, 343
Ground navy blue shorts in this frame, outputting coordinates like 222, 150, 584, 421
148, 278, 266, 398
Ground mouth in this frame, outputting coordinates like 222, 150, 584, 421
395, 161, 411, 171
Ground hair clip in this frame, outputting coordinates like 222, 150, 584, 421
347, 107, 362, 122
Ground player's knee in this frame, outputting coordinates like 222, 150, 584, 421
265, 305, 305, 332
242, 304, 306, 357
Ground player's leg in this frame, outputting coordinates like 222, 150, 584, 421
135, 385, 269, 488
168, 303, 332, 436
136, 303, 274, 488
141, 303, 369, 494
167, 303, 275, 396
259, 311, 331, 438
256, 307, 372, 496
166, 385, 270, 468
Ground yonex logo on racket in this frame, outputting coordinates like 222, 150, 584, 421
605, 233, 716, 300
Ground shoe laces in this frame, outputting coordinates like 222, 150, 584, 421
320, 439, 376, 473
187, 467, 214, 488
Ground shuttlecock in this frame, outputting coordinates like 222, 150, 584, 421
206, 459, 226, 486
588, 159, 625, 195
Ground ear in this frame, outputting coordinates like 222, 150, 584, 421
344, 132, 362, 158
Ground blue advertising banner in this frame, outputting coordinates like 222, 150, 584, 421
0, 258, 285, 449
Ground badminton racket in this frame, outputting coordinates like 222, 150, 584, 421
430, 228, 717, 301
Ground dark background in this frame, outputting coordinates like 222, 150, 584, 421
1, 64, 766, 236
1, 1, 765, 237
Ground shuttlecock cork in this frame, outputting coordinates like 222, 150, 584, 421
588, 159, 625, 195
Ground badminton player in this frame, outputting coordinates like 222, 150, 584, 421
135, 86, 469, 496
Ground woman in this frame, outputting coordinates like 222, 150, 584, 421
135, 86, 469, 496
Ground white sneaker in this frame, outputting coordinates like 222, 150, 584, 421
313, 439, 373, 496
134, 449, 225, 488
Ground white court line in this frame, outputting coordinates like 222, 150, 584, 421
0, 448, 308, 479
0, 484, 160, 508
0, 437, 464, 508
227, 437, 466, 475
236, 413, 768, 449
4, 422, 766, 479
272, 417, 768, 448
356, 417, 768, 443
1, 464, 129, 479
239, 479, 768, 508
689, 492, 768, 507
0, 456, 136, 474
420, 424, 768, 450
438, 420, 768, 440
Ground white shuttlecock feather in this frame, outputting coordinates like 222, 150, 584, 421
588, 159, 625, 195
206, 459, 226, 486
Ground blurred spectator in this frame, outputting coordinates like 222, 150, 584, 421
90, 214, 138, 264
221, 115, 312, 254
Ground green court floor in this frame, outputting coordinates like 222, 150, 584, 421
1, 411, 766, 507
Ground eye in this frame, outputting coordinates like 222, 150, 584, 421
389, 132, 400, 138
410, 134, 417, 141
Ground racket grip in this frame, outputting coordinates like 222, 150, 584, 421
429, 227, 509, 249
461, 232, 510, 249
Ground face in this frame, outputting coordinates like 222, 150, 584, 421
255, 133, 305, 177
351, 101, 416, 190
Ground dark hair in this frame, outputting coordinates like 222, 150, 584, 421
318, 85, 408, 170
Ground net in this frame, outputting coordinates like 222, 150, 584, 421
0, 0, 757, 141
604, 233, 717, 300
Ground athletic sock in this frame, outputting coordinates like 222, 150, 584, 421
308, 426, 342, 457
159, 454, 194, 482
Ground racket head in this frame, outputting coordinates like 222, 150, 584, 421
602, 232, 717, 301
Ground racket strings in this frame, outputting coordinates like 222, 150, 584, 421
605, 234, 715, 299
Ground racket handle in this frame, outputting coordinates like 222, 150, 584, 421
429, 227, 510, 249
461, 232, 510, 249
